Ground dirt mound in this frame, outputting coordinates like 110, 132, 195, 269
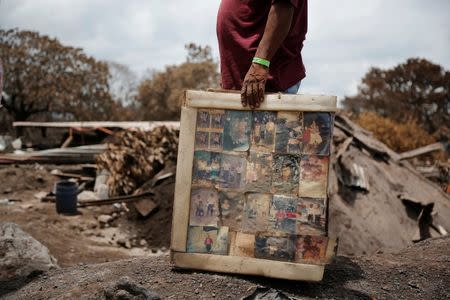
3, 236, 449, 299
115, 176, 175, 248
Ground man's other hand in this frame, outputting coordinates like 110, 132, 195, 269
241, 63, 269, 109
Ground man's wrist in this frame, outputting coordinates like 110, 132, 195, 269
252, 57, 270, 68
251, 62, 269, 72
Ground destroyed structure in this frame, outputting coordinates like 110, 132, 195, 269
0, 114, 447, 258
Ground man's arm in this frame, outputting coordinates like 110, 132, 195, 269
241, 1, 295, 109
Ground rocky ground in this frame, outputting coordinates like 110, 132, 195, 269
0, 165, 173, 267
1, 164, 449, 299
2, 237, 449, 299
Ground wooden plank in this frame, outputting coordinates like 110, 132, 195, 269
52, 171, 95, 181
170, 107, 197, 252
171, 252, 325, 282
0, 144, 106, 164
185, 90, 337, 112
399, 142, 445, 160
133, 199, 158, 217
13, 121, 180, 130
325, 238, 338, 262
77, 191, 154, 207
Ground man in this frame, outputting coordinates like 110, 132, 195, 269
217, 0, 307, 109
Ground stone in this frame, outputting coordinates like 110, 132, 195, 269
103, 276, 160, 300
97, 214, 113, 224
125, 241, 132, 249
34, 191, 48, 201
86, 221, 98, 230
0, 222, 58, 281
78, 191, 99, 201
20, 204, 34, 210
36, 175, 45, 183
117, 238, 132, 249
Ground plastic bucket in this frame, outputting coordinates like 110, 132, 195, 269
55, 181, 78, 215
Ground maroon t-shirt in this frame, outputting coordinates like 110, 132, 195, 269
217, 0, 307, 92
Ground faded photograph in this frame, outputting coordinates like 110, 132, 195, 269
245, 152, 272, 192
195, 131, 209, 150
274, 112, 304, 154
296, 198, 326, 235
268, 195, 298, 234
295, 235, 328, 263
219, 191, 244, 230
192, 151, 221, 185
187, 226, 228, 254
219, 154, 246, 189
223, 110, 251, 151
251, 111, 277, 152
189, 187, 219, 227
254, 233, 296, 262
299, 155, 329, 198
242, 193, 271, 233
272, 154, 300, 195
197, 110, 211, 129
302, 113, 332, 155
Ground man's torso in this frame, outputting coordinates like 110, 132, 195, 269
217, 0, 308, 92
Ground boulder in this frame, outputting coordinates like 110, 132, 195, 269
0, 222, 58, 281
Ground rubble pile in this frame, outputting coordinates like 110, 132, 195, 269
96, 126, 179, 196
1, 113, 448, 277
328, 114, 450, 255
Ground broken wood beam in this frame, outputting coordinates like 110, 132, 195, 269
41, 191, 155, 206
334, 114, 401, 162
51, 171, 95, 182
0, 144, 106, 164
399, 142, 446, 160
77, 191, 155, 207
13, 121, 180, 131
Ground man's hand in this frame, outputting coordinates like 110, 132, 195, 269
241, 63, 269, 109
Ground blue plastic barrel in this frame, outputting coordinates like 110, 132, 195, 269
55, 181, 78, 215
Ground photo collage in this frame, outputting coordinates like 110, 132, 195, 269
187, 109, 333, 264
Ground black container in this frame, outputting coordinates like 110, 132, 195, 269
55, 181, 78, 215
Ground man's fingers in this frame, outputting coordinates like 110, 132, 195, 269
252, 82, 259, 109
240, 84, 248, 107
256, 82, 265, 108
246, 82, 254, 109
251, 82, 258, 109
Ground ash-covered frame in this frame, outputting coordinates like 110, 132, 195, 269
170, 90, 338, 281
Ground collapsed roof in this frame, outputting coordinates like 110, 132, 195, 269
329, 114, 449, 255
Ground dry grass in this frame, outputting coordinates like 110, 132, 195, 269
353, 111, 436, 153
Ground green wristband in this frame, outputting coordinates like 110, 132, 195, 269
252, 57, 270, 68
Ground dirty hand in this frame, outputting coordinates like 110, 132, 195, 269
241, 63, 268, 109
